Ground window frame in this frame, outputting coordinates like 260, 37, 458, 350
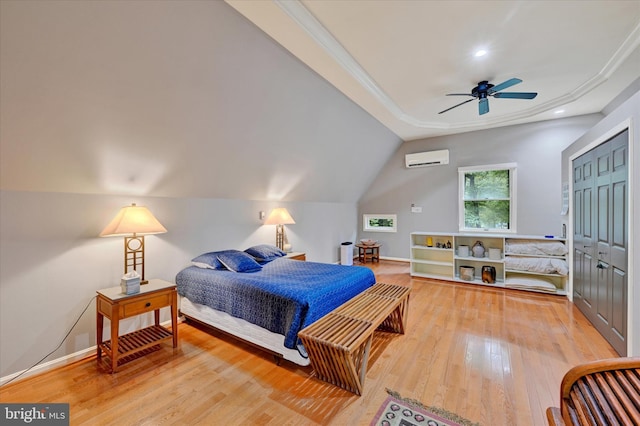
362, 214, 397, 233
458, 162, 517, 233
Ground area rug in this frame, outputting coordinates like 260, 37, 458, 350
370, 389, 480, 426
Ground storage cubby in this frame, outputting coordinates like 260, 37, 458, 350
410, 232, 568, 295
409, 232, 454, 281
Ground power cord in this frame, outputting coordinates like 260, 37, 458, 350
1, 295, 97, 387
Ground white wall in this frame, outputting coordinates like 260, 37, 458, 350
0, 0, 401, 203
561, 87, 640, 356
0, 191, 358, 378
358, 115, 603, 259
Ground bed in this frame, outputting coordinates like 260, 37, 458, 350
175, 246, 376, 366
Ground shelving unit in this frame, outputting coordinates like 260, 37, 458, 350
410, 232, 568, 295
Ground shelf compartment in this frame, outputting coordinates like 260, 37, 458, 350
504, 269, 566, 278
412, 247, 453, 263
411, 262, 453, 279
504, 271, 564, 294
100, 325, 173, 361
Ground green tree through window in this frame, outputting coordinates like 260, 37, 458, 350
459, 164, 516, 232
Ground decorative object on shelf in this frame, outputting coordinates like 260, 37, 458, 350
446, 240, 452, 249
482, 266, 496, 284
264, 207, 295, 251
458, 245, 469, 257
100, 203, 167, 284
459, 266, 475, 281
360, 239, 377, 246
489, 248, 501, 260
426, 237, 433, 247
472, 240, 485, 258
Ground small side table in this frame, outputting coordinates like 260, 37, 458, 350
286, 252, 306, 261
356, 243, 381, 263
96, 279, 178, 373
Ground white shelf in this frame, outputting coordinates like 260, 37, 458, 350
454, 255, 504, 264
412, 259, 454, 267
505, 269, 565, 278
504, 253, 566, 259
410, 232, 568, 295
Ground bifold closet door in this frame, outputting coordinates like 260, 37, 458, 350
573, 129, 628, 356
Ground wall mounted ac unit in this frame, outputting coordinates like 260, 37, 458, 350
405, 149, 449, 168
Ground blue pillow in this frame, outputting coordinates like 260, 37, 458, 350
217, 251, 263, 273
191, 250, 239, 269
244, 244, 287, 262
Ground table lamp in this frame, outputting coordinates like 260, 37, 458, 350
100, 203, 167, 284
264, 207, 295, 251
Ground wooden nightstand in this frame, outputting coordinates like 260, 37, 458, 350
96, 279, 178, 373
286, 252, 306, 261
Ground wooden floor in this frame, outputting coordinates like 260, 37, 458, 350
0, 261, 618, 425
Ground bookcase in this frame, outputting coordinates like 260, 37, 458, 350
410, 232, 568, 295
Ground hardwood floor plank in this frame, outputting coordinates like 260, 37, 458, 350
0, 261, 619, 425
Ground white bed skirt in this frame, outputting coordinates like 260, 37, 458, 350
179, 296, 311, 366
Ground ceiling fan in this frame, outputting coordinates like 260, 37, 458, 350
438, 78, 538, 115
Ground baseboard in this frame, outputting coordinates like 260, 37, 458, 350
0, 346, 97, 386
0, 318, 179, 386
379, 256, 410, 263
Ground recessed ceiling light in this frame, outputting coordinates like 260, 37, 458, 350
554, 109, 565, 114
474, 49, 487, 57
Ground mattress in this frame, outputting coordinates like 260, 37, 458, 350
180, 297, 310, 366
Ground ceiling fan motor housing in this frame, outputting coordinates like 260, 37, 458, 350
472, 81, 494, 98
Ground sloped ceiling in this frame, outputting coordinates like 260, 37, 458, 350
228, 0, 640, 140
0, 0, 400, 202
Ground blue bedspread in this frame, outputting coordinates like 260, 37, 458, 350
175, 258, 375, 350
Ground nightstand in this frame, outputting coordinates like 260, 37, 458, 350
286, 252, 306, 261
96, 279, 178, 373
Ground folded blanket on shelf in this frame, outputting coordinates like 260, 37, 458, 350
504, 256, 568, 275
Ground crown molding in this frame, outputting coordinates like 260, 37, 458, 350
274, 1, 640, 131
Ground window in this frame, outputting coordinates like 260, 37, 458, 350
458, 163, 516, 232
363, 214, 397, 233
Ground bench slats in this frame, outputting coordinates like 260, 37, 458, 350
546, 359, 640, 426
602, 371, 640, 424
298, 282, 411, 395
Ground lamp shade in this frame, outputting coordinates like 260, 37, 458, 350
100, 203, 167, 237
264, 208, 295, 225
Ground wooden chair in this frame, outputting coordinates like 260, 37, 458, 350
546, 357, 640, 425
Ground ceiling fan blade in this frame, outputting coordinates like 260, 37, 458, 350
446, 93, 474, 97
489, 78, 522, 94
479, 98, 489, 115
438, 98, 474, 114
493, 92, 538, 99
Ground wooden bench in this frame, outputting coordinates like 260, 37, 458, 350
298, 282, 410, 395
546, 357, 640, 425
